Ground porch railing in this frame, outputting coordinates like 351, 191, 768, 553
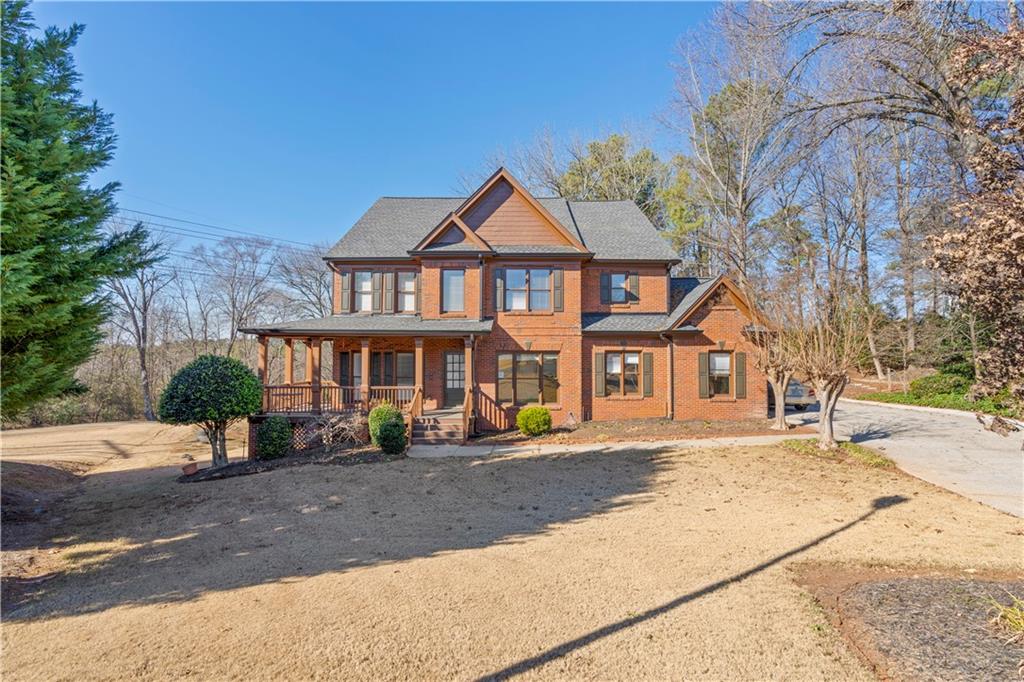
262, 385, 416, 414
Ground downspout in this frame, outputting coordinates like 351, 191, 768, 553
660, 332, 674, 420
478, 256, 485, 320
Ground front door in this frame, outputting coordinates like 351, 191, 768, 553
443, 351, 465, 408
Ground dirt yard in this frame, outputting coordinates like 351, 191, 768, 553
2, 421, 1021, 680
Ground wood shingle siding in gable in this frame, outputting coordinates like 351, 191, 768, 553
461, 179, 570, 246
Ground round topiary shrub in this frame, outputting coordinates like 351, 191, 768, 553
256, 416, 293, 460
377, 418, 407, 455
158, 354, 262, 467
909, 373, 971, 398
368, 402, 402, 446
516, 406, 552, 436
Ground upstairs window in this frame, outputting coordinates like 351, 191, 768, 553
442, 269, 465, 312
610, 273, 628, 304
504, 268, 552, 311
397, 272, 416, 312
354, 272, 373, 312
600, 272, 638, 305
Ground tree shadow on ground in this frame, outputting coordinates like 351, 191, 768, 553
787, 403, 915, 442
477, 494, 910, 681
3, 445, 674, 622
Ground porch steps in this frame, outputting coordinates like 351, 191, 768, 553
412, 408, 464, 445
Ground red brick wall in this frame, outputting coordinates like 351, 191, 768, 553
581, 264, 669, 313
671, 294, 768, 420
582, 338, 670, 421
420, 259, 483, 319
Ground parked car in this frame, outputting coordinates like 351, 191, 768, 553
768, 379, 817, 411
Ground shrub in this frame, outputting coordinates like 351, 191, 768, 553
939, 360, 976, 381
256, 416, 293, 460
158, 355, 262, 467
377, 418, 407, 455
368, 402, 403, 446
909, 373, 971, 398
516, 406, 552, 436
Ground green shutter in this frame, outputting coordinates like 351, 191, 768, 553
383, 272, 395, 313
594, 351, 606, 397
642, 352, 653, 397
339, 272, 351, 313
371, 272, 382, 313
629, 272, 640, 305
600, 273, 611, 304
698, 352, 710, 399
735, 352, 747, 399
495, 268, 505, 312
414, 272, 421, 313
553, 269, 564, 312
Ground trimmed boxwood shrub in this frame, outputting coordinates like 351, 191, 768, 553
256, 416, 293, 460
158, 354, 262, 467
377, 418, 407, 454
368, 402, 403, 446
909, 373, 971, 398
516, 406, 552, 436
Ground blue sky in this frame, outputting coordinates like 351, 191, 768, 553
33, 2, 714, 247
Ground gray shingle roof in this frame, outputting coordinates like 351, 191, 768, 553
581, 313, 671, 333
240, 315, 494, 336
667, 276, 720, 327
326, 197, 678, 261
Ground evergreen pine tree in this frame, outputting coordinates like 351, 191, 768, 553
1, 0, 149, 417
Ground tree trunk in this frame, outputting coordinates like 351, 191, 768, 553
138, 343, 156, 421
208, 425, 229, 468
813, 377, 847, 450
770, 373, 792, 431
867, 328, 885, 380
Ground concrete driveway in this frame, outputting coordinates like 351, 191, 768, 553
791, 400, 1023, 517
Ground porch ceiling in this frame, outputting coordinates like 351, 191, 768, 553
240, 314, 494, 337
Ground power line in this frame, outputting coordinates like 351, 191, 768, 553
116, 209, 317, 249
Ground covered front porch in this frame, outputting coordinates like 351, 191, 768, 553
253, 334, 476, 417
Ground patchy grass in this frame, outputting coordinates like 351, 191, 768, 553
987, 591, 1024, 644
472, 417, 814, 445
781, 439, 894, 468
856, 391, 1022, 419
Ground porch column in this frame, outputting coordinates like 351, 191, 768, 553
464, 337, 474, 401
414, 337, 424, 390
283, 339, 294, 385
310, 337, 322, 413
360, 338, 371, 410
257, 336, 268, 412
304, 338, 314, 383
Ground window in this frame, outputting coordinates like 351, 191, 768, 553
496, 352, 558, 404
505, 269, 528, 310
604, 351, 641, 396
610, 273, 628, 303
344, 351, 415, 386
395, 352, 415, 386
505, 268, 552, 311
709, 352, 731, 396
442, 269, 464, 312
351, 351, 362, 387
397, 272, 416, 312
353, 271, 372, 312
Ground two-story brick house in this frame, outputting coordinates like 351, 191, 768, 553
242, 168, 766, 444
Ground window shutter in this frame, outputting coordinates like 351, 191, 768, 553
642, 352, 654, 397
629, 272, 640, 305
382, 272, 395, 313
494, 268, 505, 312
698, 352, 710, 398
339, 272, 351, 313
372, 272, 382, 313
553, 269, 564, 312
594, 351, 606, 397
600, 273, 611, 304
735, 351, 747, 399
414, 272, 421, 313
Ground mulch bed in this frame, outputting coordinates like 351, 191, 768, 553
178, 445, 400, 483
798, 566, 1024, 681
471, 417, 814, 446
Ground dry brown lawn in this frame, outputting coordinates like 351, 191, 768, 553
1, 421, 1021, 680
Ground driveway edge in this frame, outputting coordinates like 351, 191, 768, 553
840, 397, 1024, 425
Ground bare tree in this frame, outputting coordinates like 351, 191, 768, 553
106, 235, 174, 420
276, 244, 333, 318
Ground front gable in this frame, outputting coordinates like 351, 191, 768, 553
413, 213, 493, 253
455, 168, 587, 250
669, 277, 754, 330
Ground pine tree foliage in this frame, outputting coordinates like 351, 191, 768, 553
1, 0, 149, 416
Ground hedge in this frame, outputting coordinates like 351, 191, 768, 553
516, 406, 552, 436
